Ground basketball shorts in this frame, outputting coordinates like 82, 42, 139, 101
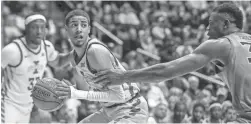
1, 98, 33, 123
79, 93, 149, 123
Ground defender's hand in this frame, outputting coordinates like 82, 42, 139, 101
93, 69, 125, 89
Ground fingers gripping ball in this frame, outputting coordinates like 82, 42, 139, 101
31, 77, 65, 112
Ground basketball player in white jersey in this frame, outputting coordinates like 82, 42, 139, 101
1, 14, 73, 123
94, 3, 251, 123
54, 9, 148, 123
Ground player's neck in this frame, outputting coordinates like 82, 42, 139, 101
225, 27, 241, 35
74, 37, 90, 58
24, 36, 40, 50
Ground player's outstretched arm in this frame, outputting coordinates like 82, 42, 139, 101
93, 39, 231, 86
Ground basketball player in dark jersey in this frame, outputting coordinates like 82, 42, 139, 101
94, 3, 251, 123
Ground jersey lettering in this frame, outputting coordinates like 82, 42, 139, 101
240, 41, 251, 63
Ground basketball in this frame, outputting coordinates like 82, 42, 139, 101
31, 77, 65, 112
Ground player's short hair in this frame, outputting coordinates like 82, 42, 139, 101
213, 3, 243, 29
65, 9, 90, 26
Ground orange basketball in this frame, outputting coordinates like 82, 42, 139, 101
31, 77, 64, 112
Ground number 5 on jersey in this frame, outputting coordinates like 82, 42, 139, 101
240, 41, 251, 64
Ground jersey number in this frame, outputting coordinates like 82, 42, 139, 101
28, 77, 40, 90
240, 42, 251, 64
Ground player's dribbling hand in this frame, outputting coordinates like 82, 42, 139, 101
55, 79, 72, 100
93, 69, 125, 89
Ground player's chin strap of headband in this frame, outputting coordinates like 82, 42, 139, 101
25, 14, 47, 25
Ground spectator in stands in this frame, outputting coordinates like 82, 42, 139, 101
139, 29, 158, 55
167, 101, 188, 123
169, 87, 183, 97
124, 51, 148, 70
147, 103, 168, 123
118, 2, 140, 25
216, 87, 228, 104
186, 76, 200, 100
175, 44, 193, 58
3, 15, 22, 45
165, 95, 180, 120
145, 83, 168, 112
223, 106, 237, 123
183, 102, 206, 123
200, 88, 214, 108
222, 100, 233, 113
203, 102, 223, 123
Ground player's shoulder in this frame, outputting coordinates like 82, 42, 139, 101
89, 38, 101, 42
194, 38, 232, 59
2, 41, 22, 66
87, 44, 110, 59
199, 38, 232, 52
88, 38, 104, 46
204, 38, 231, 46
44, 40, 54, 48
86, 40, 112, 64
2, 41, 20, 54
87, 39, 109, 54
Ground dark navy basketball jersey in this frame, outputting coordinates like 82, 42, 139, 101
220, 32, 251, 113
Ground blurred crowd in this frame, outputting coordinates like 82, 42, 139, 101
2, 1, 251, 123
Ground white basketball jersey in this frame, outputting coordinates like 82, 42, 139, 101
72, 38, 140, 107
2, 37, 48, 111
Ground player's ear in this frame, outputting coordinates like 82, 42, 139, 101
64, 25, 70, 38
64, 25, 68, 31
224, 20, 230, 29
88, 25, 91, 34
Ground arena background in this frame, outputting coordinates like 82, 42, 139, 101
1, 1, 251, 123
